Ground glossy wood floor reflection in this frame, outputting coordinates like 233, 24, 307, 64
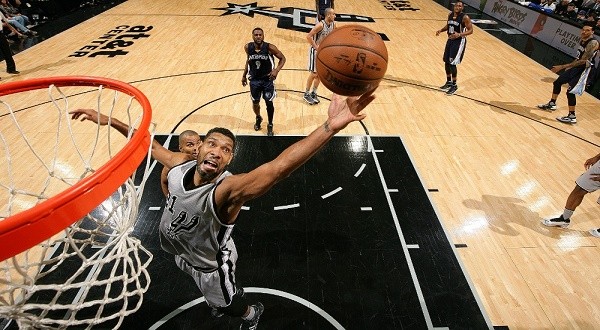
2, 0, 600, 329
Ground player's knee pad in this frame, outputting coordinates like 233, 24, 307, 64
552, 80, 562, 94
217, 290, 248, 317
567, 92, 576, 106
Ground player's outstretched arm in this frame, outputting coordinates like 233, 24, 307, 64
214, 89, 377, 224
69, 108, 189, 169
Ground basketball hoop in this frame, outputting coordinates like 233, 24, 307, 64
0, 76, 154, 329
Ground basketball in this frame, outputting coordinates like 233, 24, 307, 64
316, 24, 388, 96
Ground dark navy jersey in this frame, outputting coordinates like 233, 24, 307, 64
446, 12, 465, 36
246, 42, 275, 80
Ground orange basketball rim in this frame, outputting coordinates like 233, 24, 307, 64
0, 76, 152, 261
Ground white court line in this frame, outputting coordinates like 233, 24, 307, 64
388, 188, 398, 193
148, 287, 344, 330
354, 163, 366, 177
407, 244, 420, 249
367, 135, 434, 329
274, 203, 300, 210
241, 206, 250, 211
360, 207, 372, 211
149, 206, 161, 211
321, 187, 342, 199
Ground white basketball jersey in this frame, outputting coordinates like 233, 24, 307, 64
159, 161, 235, 271
314, 20, 335, 47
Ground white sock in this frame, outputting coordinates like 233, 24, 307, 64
562, 209, 574, 220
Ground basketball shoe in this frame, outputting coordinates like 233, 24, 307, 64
267, 124, 274, 137
254, 116, 262, 131
303, 92, 316, 105
589, 228, 600, 238
310, 91, 320, 104
439, 81, 452, 91
541, 215, 570, 228
537, 102, 557, 111
445, 83, 458, 95
240, 302, 264, 330
556, 114, 576, 124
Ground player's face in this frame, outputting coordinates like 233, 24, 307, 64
581, 26, 594, 39
179, 135, 201, 158
326, 11, 336, 22
252, 30, 264, 45
196, 133, 234, 182
453, 2, 464, 13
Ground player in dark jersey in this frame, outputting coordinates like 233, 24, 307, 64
242, 27, 286, 136
435, 0, 473, 96
315, 0, 334, 21
537, 23, 599, 124
69, 87, 377, 330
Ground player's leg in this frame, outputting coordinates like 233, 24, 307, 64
310, 76, 321, 104
304, 48, 317, 105
557, 68, 585, 123
543, 160, 600, 227
263, 80, 276, 136
445, 39, 465, 95
249, 80, 263, 130
538, 69, 572, 110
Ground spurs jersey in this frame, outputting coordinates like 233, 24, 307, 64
246, 42, 275, 81
159, 161, 234, 271
313, 20, 335, 48
446, 12, 465, 36
575, 37, 598, 68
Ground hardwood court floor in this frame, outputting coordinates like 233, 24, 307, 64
2, 0, 600, 329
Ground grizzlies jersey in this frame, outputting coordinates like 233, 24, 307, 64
576, 38, 598, 68
314, 20, 335, 48
159, 161, 235, 271
246, 42, 275, 80
446, 12, 465, 36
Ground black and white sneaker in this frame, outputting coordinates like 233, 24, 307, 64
240, 302, 264, 330
537, 102, 557, 111
267, 124, 274, 137
303, 92, 316, 105
556, 114, 576, 124
541, 216, 570, 228
310, 91, 320, 104
589, 228, 600, 238
254, 116, 262, 131
445, 84, 458, 95
439, 81, 452, 91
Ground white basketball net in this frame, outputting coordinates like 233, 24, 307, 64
0, 83, 154, 329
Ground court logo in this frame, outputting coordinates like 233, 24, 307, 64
212, 2, 377, 33
70, 25, 153, 58
379, 0, 420, 11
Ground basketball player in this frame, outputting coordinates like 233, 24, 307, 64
316, 0, 334, 21
69, 87, 377, 329
0, 11, 20, 75
160, 130, 201, 197
537, 23, 599, 124
242, 27, 286, 137
435, 0, 473, 96
542, 150, 600, 238
304, 7, 336, 105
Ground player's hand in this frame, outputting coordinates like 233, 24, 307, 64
550, 65, 563, 73
326, 86, 377, 132
268, 69, 279, 80
591, 174, 600, 182
241, 76, 247, 87
69, 108, 109, 125
584, 155, 600, 169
